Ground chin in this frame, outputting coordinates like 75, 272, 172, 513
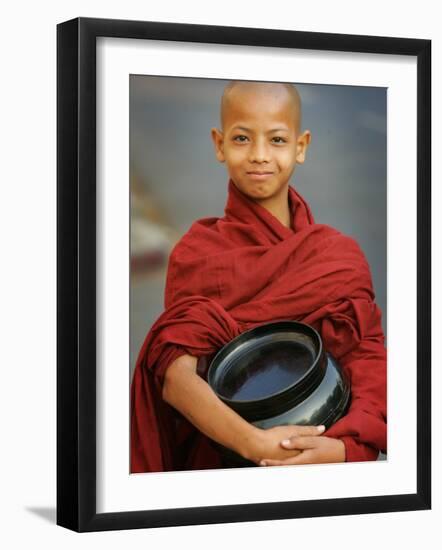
231, 180, 276, 201
240, 181, 270, 193
241, 188, 271, 200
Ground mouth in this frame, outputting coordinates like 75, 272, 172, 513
246, 171, 274, 181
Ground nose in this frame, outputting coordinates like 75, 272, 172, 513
249, 138, 270, 163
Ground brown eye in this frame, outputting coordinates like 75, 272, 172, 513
233, 135, 249, 142
272, 136, 287, 144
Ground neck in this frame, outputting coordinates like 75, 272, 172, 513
257, 189, 292, 229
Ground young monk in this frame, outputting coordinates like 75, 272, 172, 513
130, 80, 387, 472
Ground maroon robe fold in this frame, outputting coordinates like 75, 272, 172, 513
131, 179, 387, 472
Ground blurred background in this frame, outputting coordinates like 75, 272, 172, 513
130, 76, 387, 381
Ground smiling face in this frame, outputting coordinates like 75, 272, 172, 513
211, 82, 311, 212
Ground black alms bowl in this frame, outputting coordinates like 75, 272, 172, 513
207, 321, 350, 466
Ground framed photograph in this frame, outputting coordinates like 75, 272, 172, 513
57, 17, 431, 532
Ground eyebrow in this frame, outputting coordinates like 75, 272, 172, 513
231, 126, 290, 133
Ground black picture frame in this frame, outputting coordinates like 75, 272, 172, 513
57, 17, 431, 532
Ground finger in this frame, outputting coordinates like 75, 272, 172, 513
261, 451, 315, 467
290, 425, 325, 437
280, 436, 322, 450
259, 459, 287, 466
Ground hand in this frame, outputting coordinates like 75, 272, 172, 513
246, 425, 326, 465
259, 435, 346, 466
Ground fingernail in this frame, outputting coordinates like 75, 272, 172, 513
317, 425, 326, 433
281, 439, 291, 446
260, 460, 267, 466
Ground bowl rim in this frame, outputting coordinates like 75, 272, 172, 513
207, 320, 325, 407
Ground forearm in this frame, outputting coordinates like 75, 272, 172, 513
162, 354, 262, 462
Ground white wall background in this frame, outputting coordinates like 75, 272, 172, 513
0, 0, 439, 547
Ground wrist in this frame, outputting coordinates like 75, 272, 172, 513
335, 438, 346, 462
237, 425, 265, 463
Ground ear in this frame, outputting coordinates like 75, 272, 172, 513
211, 127, 225, 163
295, 130, 312, 164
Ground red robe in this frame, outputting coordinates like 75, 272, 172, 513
131, 179, 387, 472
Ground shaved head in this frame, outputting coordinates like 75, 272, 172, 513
220, 81, 302, 132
